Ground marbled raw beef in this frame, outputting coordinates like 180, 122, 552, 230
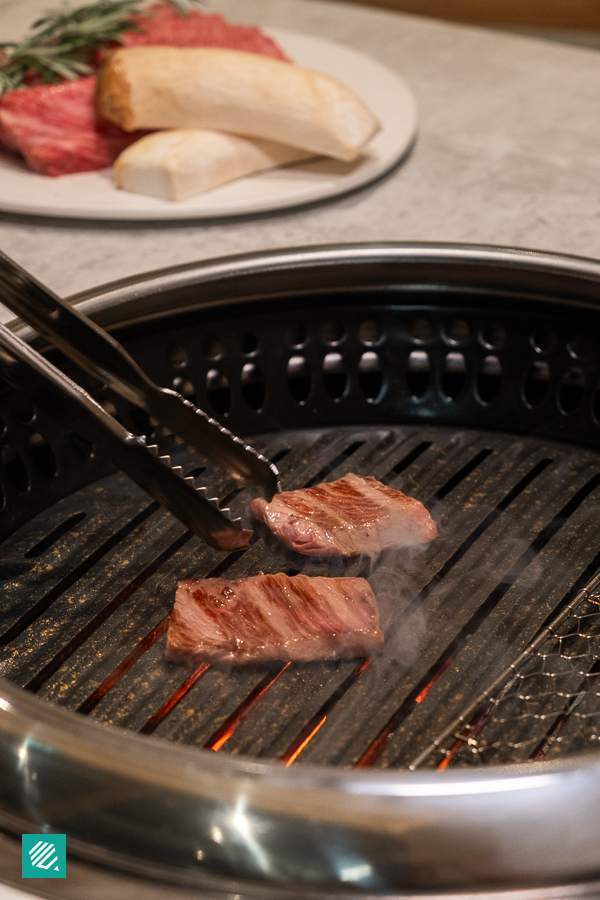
166, 573, 384, 665
121, 4, 290, 60
0, 3, 289, 176
0, 78, 146, 176
251, 473, 438, 557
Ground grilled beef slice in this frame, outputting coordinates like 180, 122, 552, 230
251, 473, 438, 557
166, 573, 384, 665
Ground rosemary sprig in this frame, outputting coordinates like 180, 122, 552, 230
0, 0, 201, 95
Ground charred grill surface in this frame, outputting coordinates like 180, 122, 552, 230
3, 423, 600, 769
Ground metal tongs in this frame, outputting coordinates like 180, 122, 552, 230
0, 250, 280, 550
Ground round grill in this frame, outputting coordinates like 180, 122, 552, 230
2, 243, 600, 898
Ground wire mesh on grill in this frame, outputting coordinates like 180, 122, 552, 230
412, 585, 600, 770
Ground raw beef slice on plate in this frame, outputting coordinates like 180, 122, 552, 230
0, 3, 289, 176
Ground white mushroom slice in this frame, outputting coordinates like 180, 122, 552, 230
97, 46, 380, 162
113, 128, 315, 201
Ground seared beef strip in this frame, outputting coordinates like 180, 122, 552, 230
251, 473, 437, 557
166, 573, 384, 665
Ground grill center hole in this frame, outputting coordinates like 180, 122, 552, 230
558, 367, 585, 414
29, 433, 57, 479
1, 445, 28, 492
442, 352, 467, 399
241, 363, 266, 411
322, 352, 347, 400
358, 351, 383, 401
523, 361, 551, 408
406, 350, 430, 397
206, 369, 230, 415
287, 355, 311, 404
477, 355, 502, 404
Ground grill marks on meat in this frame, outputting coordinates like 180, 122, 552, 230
0, 4, 289, 177
251, 473, 438, 557
166, 475, 435, 665
166, 573, 384, 665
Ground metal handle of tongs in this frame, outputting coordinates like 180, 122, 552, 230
0, 322, 252, 550
0, 250, 279, 496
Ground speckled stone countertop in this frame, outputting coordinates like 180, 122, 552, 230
1, 0, 600, 304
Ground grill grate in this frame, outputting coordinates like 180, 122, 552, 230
3, 422, 600, 769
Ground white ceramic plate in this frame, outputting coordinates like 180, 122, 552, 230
0, 28, 417, 220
